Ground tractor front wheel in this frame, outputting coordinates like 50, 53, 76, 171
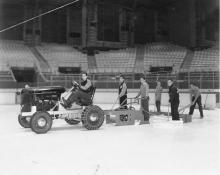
30, 112, 53, 134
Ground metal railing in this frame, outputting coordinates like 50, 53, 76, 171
24, 71, 219, 90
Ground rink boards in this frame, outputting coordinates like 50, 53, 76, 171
0, 89, 217, 109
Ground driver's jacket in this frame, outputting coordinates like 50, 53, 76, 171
80, 79, 93, 95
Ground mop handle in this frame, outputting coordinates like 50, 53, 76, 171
111, 96, 119, 110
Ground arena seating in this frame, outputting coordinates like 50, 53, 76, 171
144, 42, 187, 72
189, 45, 219, 72
36, 43, 88, 73
0, 40, 35, 71
0, 40, 219, 76
95, 48, 136, 73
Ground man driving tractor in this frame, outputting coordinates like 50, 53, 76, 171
62, 72, 94, 108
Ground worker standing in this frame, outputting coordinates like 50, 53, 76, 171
135, 74, 150, 124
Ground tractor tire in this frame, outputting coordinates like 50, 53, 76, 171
18, 114, 30, 128
65, 118, 80, 125
30, 111, 53, 134
81, 105, 104, 130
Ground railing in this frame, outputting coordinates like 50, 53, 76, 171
19, 71, 219, 90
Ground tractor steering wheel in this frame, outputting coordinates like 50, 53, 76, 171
71, 81, 80, 90
72, 81, 79, 87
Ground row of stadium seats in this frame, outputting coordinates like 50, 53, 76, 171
144, 42, 187, 70
0, 40, 219, 74
95, 48, 136, 73
94, 42, 188, 73
89, 67, 134, 73
36, 43, 88, 73
0, 40, 35, 71
189, 46, 219, 71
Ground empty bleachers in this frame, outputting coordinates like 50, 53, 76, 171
0, 40, 219, 78
189, 45, 219, 72
36, 43, 88, 73
0, 71, 14, 81
0, 40, 35, 71
95, 48, 136, 73
144, 42, 187, 71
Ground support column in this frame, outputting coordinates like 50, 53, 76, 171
66, 7, 70, 44
154, 11, 158, 42
129, 12, 135, 46
82, 0, 87, 48
23, 4, 34, 44
33, 4, 42, 45
189, 0, 196, 47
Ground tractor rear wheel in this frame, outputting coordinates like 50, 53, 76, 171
81, 105, 104, 130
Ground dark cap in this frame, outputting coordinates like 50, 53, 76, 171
81, 71, 88, 76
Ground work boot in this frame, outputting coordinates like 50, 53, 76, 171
140, 120, 150, 125
61, 97, 71, 108
140, 117, 150, 125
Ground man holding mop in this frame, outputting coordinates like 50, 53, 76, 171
189, 83, 204, 119
135, 74, 150, 124
167, 79, 180, 120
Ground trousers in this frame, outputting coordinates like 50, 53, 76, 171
141, 97, 149, 121
155, 100, 161, 112
170, 102, 180, 120
189, 95, 203, 117
119, 95, 127, 109
66, 90, 91, 105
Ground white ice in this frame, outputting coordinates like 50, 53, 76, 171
0, 104, 219, 175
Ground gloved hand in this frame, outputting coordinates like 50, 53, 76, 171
71, 81, 79, 87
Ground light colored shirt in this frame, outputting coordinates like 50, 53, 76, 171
136, 82, 149, 98
155, 85, 163, 101
190, 86, 201, 98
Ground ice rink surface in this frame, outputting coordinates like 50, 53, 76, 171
0, 104, 219, 175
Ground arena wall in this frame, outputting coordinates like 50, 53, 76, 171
94, 90, 216, 109
0, 89, 216, 109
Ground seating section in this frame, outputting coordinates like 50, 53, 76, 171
144, 42, 187, 71
0, 71, 14, 81
95, 48, 136, 73
0, 40, 35, 71
36, 43, 88, 73
189, 46, 219, 71
0, 40, 219, 75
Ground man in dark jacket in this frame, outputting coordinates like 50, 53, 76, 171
20, 84, 32, 112
62, 72, 93, 108
118, 74, 127, 109
167, 79, 180, 120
